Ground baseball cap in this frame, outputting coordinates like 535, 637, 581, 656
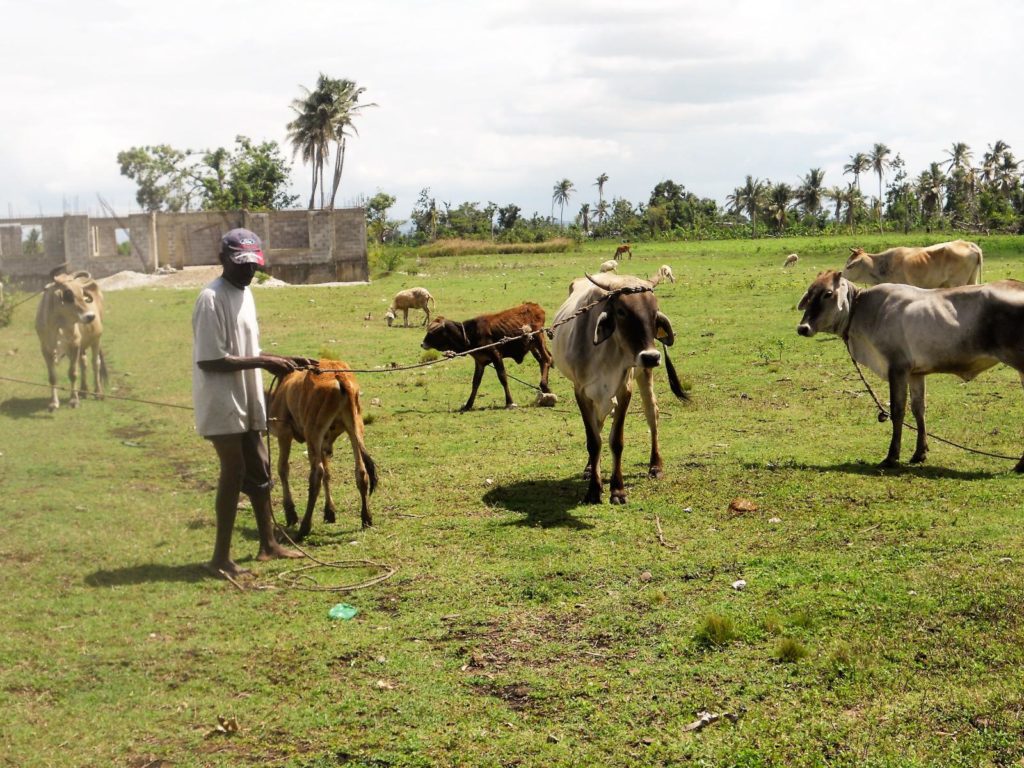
221, 228, 265, 266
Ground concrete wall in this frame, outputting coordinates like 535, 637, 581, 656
0, 208, 368, 289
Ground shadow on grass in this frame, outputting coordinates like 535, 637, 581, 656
0, 396, 53, 419
484, 477, 595, 530
85, 562, 209, 587
792, 460, 999, 481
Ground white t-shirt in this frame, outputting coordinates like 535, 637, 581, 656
191, 276, 267, 436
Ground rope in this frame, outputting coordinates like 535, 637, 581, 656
846, 353, 1021, 462
0, 375, 194, 410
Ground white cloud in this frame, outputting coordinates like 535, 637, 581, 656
1, 0, 1022, 221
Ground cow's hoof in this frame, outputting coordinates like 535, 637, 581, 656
69, 400, 80, 409
295, 527, 310, 542
583, 489, 602, 504
909, 451, 928, 464
505, 403, 518, 410
648, 466, 664, 479
878, 458, 900, 470
361, 518, 373, 529
610, 491, 628, 505
582, 465, 593, 480
48, 404, 58, 413
1014, 461, 1024, 474
323, 507, 337, 524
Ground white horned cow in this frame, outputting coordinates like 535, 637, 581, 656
551, 274, 688, 504
797, 269, 1024, 471
386, 287, 435, 327
842, 240, 983, 288
36, 269, 107, 411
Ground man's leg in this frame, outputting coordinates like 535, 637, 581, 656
240, 432, 301, 561
207, 434, 249, 577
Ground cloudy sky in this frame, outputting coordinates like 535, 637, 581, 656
2, 0, 1021, 223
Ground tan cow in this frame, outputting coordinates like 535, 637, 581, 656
842, 240, 983, 288
268, 360, 378, 535
36, 270, 107, 411
386, 287, 435, 327
649, 265, 675, 285
783, 253, 799, 268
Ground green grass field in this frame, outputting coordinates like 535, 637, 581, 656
3, 233, 1024, 767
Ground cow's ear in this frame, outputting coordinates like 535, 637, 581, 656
593, 310, 615, 345
655, 311, 675, 346
797, 289, 811, 310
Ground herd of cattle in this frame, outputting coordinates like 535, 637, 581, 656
32, 236, 1023, 534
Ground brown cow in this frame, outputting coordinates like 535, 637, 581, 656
268, 360, 378, 536
842, 240, 983, 288
36, 269, 107, 411
421, 303, 554, 411
614, 243, 633, 260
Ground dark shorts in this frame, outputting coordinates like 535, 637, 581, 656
206, 430, 272, 495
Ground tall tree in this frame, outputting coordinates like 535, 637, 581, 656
869, 143, 891, 232
796, 168, 826, 219
594, 173, 609, 222
552, 179, 576, 229
323, 78, 376, 209
766, 182, 793, 233
577, 202, 592, 233
843, 152, 870, 192
734, 175, 766, 237
943, 141, 972, 173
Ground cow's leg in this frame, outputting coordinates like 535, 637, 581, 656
42, 346, 60, 411
421, 306, 430, 326
1016, 372, 1024, 473
637, 368, 663, 478
346, 424, 374, 529
575, 389, 604, 503
530, 337, 553, 394
276, 432, 298, 527
908, 374, 929, 464
403, 308, 409, 327
491, 354, 516, 408
608, 383, 633, 505
882, 368, 908, 468
461, 359, 486, 411
66, 342, 82, 408
298, 426, 329, 540
77, 350, 89, 396
321, 439, 337, 524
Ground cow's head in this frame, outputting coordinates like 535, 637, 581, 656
842, 247, 874, 283
48, 273, 99, 326
421, 316, 469, 352
590, 279, 674, 367
385, 308, 396, 327
797, 270, 853, 337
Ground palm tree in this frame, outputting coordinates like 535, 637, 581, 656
824, 186, 846, 224
594, 173, 609, 222
766, 182, 793, 233
943, 142, 972, 173
796, 168, 826, 219
577, 202, 592, 233
917, 163, 945, 223
287, 78, 335, 209
869, 143, 891, 233
843, 152, 870, 192
733, 175, 765, 237
552, 179, 575, 229
594, 199, 610, 228
324, 78, 376, 209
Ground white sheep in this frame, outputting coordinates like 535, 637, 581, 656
649, 264, 675, 286
783, 253, 799, 268
386, 287, 435, 327
600, 259, 618, 273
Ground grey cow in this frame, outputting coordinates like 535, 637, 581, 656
797, 269, 1024, 470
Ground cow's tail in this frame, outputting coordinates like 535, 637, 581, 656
339, 377, 378, 495
362, 449, 379, 495
971, 245, 984, 284
661, 343, 690, 401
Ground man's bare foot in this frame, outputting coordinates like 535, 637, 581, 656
204, 560, 252, 579
257, 544, 303, 561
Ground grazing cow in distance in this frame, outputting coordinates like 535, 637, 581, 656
842, 240, 983, 288
421, 303, 554, 411
796, 270, 1024, 470
551, 274, 688, 504
649, 265, 675, 285
36, 269, 107, 411
386, 287, 435, 327
600, 259, 618, 273
268, 360, 378, 535
614, 243, 633, 260
783, 253, 799, 268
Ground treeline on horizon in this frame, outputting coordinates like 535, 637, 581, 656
369, 141, 1023, 246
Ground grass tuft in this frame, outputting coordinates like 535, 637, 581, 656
775, 637, 809, 663
695, 613, 737, 649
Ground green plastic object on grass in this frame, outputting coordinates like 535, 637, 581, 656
328, 603, 359, 620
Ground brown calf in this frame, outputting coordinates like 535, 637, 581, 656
268, 360, 378, 536
614, 243, 633, 260
421, 302, 553, 411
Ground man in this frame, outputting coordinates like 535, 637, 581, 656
192, 228, 312, 578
